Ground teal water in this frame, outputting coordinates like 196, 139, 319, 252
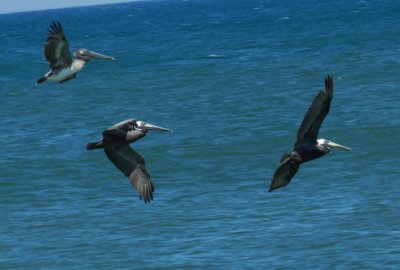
1, 0, 399, 268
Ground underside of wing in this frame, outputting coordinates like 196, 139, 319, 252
129, 164, 154, 203
45, 21, 73, 68
269, 157, 300, 192
295, 76, 334, 148
105, 144, 154, 203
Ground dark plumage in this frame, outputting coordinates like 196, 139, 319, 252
87, 119, 172, 203
269, 76, 352, 192
45, 21, 73, 69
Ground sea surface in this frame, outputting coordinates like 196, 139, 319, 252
1, 0, 399, 269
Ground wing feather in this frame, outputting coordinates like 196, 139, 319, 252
105, 145, 154, 203
269, 157, 300, 192
295, 76, 334, 148
44, 21, 73, 68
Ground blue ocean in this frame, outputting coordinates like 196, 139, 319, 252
1, 0, 399, 268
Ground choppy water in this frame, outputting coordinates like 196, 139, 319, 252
1, 0, 399, 268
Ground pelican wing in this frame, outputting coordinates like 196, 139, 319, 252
108, 119, 133, 131
295, 76, 334, 149
269, 157, 300, 192
44, 21, 73, 68
105, 145, 154, 203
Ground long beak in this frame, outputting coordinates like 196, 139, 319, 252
327, 141, 352, 151
88, 50, 114, 61
138, 121, 173, 132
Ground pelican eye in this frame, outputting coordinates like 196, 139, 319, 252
135, 121, 145, 130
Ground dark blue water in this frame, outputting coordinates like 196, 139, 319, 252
1, 0, 399, 268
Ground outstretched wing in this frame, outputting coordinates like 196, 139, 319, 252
269, 157, 300, 192
295, 76, 334, 149
105, 144, 154, 203
44, 21, 73, 68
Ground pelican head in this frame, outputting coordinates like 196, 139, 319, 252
317, 138, 352, 152
134, 120, 173, 132
74, 49, 114, 62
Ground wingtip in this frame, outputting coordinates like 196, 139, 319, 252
48, 20, 63, 34
268, 175, 291, 193
268, 185, 276, 192
324, 75, 334, 96
139, 191, 154, 204
325, 75, 333, 84
325, 74, 333, 82
142, 197, 153, 204
57, 21, 63, 32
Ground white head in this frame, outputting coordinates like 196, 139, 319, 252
317, 138, 352, 152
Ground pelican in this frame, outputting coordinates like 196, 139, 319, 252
269, 76, 351, 192
37, 21, 114, 84
87, 119, 172, 203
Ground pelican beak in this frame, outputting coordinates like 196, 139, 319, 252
87, 50, 114, 61
137, 121, 173, 132
327, 140, 352, 151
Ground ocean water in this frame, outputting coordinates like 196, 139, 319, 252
1, 0, 399, 268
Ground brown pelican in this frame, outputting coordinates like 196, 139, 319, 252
87, 119, 172, 203
37, 21, 114, 84
269, 76, 351, 192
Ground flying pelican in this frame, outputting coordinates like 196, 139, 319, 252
269, 76, 351, 192
87, 119, 172, 203
37, 21, 114, 84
